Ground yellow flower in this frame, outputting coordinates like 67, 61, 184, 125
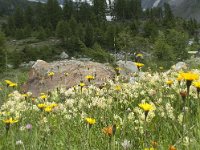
44, 106, 52, 112
9, 83, 17, 87
3, 118, 18, 124
115, 85, 121, 91
64, 72, 69, 76
134, 62, 144, 68
144, 148, 155, 150
22, 94, 29, 98
40, 93, 47, 100
85, 75, 95, 80
115, 67, 122, 71
85, 118, 96, 125
136, 53, 143, 57
48, 72, 55, 77
8, 93, 13, 97
166, 80, 173, 85
37, 103, 47, 109
5, 80, 13, 85
139, 103, 154, 112
193, 81, 200, 88
49, 103, 58, 108
180, 72, 198, 81
79, 82, 85, 87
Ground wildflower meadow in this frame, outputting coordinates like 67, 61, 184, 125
1, 66, 200, 150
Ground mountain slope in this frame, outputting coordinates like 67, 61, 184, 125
141, 0, 200, 21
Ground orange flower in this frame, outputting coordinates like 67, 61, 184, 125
102, 124, 116, 136
169, 145, 176, 150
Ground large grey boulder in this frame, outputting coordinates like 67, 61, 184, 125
60, 52, 69, 59
116, 60, 138, 75
171, 62, 187, 71
23, 60, 115, 96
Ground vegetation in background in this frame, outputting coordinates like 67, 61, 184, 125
0, 0, 199, 69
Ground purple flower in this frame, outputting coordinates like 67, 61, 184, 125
26, 124, 32, 130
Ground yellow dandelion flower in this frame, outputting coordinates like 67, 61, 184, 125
180, 72, 198, 81
85, 75, 95, 82
3, 118, 18, 124
37, 103, 47, 109
115, 85, 121, 91
40, 93, 47, 100
115, 67, 122, 71
44, 106, 52, 112
85, 118, 96, 125
22, 94, 29, 98
136, 53, 143, 57
8, 93, 13, 97
159, 66, 164, 70
48, 72, 55, 77
139, 103, 154, 112
166, 80, 173, 85
64, 72, 69, 76
9, 83, 17, 87
5, 80, 13, 85
134, 62, 144, 68
49, 103, 58, 108
144, 148, 155, 150
79, 82, 85, 87
193, 81, 200, 88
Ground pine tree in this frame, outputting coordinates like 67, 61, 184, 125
14, 7, 24, 28
163, 3, 174, 27
0, 32, 6, 71
24, 6, 34, 26
114, 0, 127, 20
63, 0, 74, 20
85, 24, 94, 47
47, 0, 62, 28
93, 0, 107, 22
35, 2, 48, 27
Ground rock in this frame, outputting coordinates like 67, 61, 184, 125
172, 62, 187, 71
7, 64, 13, 69
60, 52, 69, 59
116, 60, 138, 75
23, 60, 115, 96
77, 58, 91, 61
19, 61, 35, 68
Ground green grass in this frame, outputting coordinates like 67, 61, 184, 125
0, 66, 200, 150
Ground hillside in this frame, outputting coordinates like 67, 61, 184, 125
142, 0, 200, 21
0, 0, 36, 15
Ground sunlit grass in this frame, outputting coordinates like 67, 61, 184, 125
0, 67, 200, 149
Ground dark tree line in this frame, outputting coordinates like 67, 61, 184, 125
0, 0, 199, 69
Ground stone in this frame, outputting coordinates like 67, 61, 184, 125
116, 60, 138, 75
22, 60, 115, 96
60, 51, 69, 59
172, 62, 187, 71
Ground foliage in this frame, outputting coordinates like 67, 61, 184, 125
0, 0, 199, 66
1, 68, 200, 149
0, 32, 6, 71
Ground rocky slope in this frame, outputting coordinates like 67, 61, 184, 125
142, 0, 200, 21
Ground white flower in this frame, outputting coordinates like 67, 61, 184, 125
128, 112, 135, 120
16, 140, 23, 145
121, 139, 131, 150
178, 113, 183, 124
20, 126, 25, 131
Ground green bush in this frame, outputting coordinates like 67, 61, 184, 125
83, 43, 114, 63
